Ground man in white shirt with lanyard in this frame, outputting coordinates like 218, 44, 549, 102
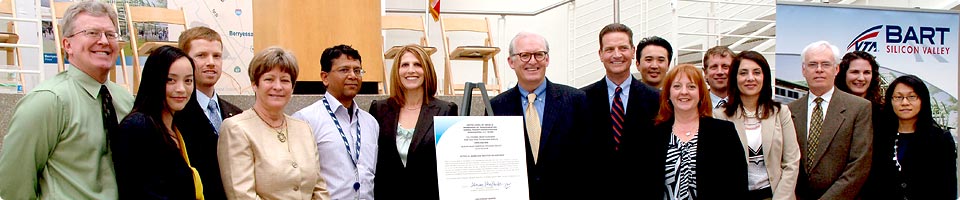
293, 44, 379, 200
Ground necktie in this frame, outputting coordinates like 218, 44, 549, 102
807, 97, 824, 170
99, 86, 118, 138
716, 99, 727, 109
611, 86, 625, 151
208, 100, 222, 133
525, 93, 542, 163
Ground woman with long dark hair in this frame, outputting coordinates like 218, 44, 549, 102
714, 51, 800, 200
112, 45, 204, 199
862, 75, 957, 199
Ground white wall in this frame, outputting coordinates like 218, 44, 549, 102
383, 0, 585, 93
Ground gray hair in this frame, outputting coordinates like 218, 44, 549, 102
61, 1, 119, 37
508, 32, 550, 57
801, 40, 841, 64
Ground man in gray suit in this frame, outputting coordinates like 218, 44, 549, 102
788, 41, 872, 200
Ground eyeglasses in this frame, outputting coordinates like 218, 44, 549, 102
804, 62, 834, 69
68, 29, 119, 41
511, 51, 548, 62
335, 68, 365, 77
892, 95, 919, 102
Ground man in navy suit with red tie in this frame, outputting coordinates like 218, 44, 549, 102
490, 32, 590, 200
580, 23, 661, 199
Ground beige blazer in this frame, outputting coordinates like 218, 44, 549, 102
714, 104, 801, 200
218, 110, 331, 200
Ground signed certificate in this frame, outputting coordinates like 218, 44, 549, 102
434, 116, 529, 200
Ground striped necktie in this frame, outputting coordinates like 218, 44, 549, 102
611, 86, 625, 151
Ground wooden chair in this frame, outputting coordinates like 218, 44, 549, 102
439, 17, 501, 95
381, 15, 437, 59
50, 1, 129, 86
124, 3, 186, 93
0, 0, 22, 87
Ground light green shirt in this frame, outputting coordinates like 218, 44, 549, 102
0, 68, 133, 200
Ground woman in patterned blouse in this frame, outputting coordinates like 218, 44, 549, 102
632, 64, 748, 199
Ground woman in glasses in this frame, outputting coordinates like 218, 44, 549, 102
862, 75, 957, 199
370, 44, 458, 200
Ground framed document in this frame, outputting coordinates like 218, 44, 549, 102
434, 116, 529, 200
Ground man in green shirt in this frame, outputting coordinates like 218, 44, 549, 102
0, 1, 133, 199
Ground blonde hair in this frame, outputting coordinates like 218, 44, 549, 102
248, 47, 299, 86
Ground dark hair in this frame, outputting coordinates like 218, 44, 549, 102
636, 36, 674, 64
131, 45, 196, 139
598, 23, 633, 49
883, 75, 939, 132
248, 47, 299, 86
320, 44, 362, 72
836, 51, 884, 105
724, 51, 780, 119
655, 64, 712, 125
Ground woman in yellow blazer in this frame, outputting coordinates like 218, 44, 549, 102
713, 51, 801, 200
218, 47, 331, 200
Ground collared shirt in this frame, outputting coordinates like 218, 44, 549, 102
0, 68, 134, 200
605, 76, 631, 112
806, 87, 835, 138
196, 89, 221, 120
518, 80, 547, 125
710, 91, 727, 109
293, 92, 379, 200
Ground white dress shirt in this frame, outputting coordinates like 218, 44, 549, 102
293, 92, 379, 200
805, 87, 835, 138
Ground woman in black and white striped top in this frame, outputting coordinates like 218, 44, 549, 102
628, 64, 748, 199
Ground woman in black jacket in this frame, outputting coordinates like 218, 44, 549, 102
111, 46, 203, 199
632, 64, 748, 199
863, 75, 957, 199
370, 44, 458, 200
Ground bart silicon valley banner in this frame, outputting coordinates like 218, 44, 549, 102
776, 2, 960, 133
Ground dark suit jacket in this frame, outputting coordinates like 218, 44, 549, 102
788, 90, 873, 200
580, 77, 660, 199
490, 80, 590, 200
173, 95, 242, 200
369, 97, 458, 200
111, 112, 196, 200
630, 117, 748, 199
863, 123, 957, 199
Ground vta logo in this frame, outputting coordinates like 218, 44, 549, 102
847, 25, 882, 52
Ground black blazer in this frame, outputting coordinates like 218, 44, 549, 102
111, 112, 196, 200
370, 97, 458, 200
629, 117, 749, 199
173, 95, 242, 200
580, 77, 660, 199
863, 123, 957, 200
490, 80, 590, 200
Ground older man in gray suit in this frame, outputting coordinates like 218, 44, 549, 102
788, 41, 872, 200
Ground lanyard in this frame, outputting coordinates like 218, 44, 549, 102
322, 97, 361, 166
